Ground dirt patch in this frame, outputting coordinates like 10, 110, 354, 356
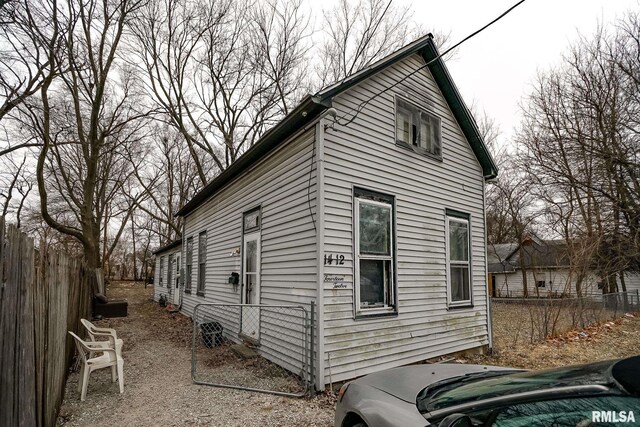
196, 344, 305, 395
57, 281, 334, 427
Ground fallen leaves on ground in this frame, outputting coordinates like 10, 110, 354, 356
464, 310, 640, 370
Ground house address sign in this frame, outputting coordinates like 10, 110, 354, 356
323, 253, 347, 266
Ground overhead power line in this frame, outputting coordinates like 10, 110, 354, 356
333, 0, 528, 128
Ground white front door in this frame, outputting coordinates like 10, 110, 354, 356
173, 254, 181, 306
241, 231, 260, 340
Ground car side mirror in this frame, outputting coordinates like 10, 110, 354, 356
438, 413, 473, 427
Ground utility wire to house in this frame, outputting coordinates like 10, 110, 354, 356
331, 0, 528, 128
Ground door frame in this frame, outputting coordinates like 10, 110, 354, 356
173, 253, 181, 306
240, 230, 261, 341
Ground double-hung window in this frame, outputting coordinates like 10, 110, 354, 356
355, 189, 396, 314
197, 231, 207, 295
446, 212, 471, 306
185, 237, 193, 293
396, 97, 442, 158
159, 256, 164, 287
167, 254, 173, 289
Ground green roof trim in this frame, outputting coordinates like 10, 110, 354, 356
176, 95, 330, 216
153, 238, 182, 255
420, 41, 498, 179
176, 34, 497, 217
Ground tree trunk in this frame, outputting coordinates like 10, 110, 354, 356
131, 219, 138, 281
619, 270, 628, 310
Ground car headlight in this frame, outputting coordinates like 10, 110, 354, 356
337, 383, 350, 402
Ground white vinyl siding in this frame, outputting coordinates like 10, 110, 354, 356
321, 53, 489, 384
180, 129, 317, 377
493, 269, 640, 298
172, 51, 494, 388
153, 247, 182, 303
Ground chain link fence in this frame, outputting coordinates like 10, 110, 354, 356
491, 291, 640, 347
191, 303, 313, 397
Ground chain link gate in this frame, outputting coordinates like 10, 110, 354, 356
191, 302, 314, 397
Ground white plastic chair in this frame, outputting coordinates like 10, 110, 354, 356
80, 318, 123, 357
68, 331, 124, 401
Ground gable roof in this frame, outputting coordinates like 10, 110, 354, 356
487, 243, 519, 273
176, 34, 497, 217
488, 239, 572, 273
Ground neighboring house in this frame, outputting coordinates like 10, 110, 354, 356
153, 239, 182, 305
488, 238, 640, 298
159, 34, 499, 390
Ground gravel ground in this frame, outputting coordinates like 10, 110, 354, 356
57, 281, 335, 427
58, 281, 640, 426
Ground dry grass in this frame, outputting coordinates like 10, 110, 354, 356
465, 301, 640, 370
489, 301, 619, 348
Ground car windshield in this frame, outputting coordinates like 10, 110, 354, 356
417, 360, 613, 413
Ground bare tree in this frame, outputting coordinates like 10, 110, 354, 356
316, 0, 438, 87
0, 153, 33, 226
131, 0, 309, 186
250, 0, 311, 116
0, 0, 63, 123
516, 15, 640, 294
18, 0, 148, 273
0, 0, 67, 157
132, 124, 201, 244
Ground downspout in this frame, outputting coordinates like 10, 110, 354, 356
483, 178, 493, 352
315, 118, 326, 391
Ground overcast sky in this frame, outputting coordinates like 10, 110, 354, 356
401, 0, 638, 147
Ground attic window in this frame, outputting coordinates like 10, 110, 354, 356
395, 97, 441, 158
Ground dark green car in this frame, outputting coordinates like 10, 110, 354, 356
335, 356, 640, 427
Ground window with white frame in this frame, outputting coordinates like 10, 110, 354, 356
159, 256, 164, 287
355, 189, 396, 314
185, 237, 193, 293
395, 97, 442, 158
446, 213, 471, 306
197, 231, 207, 295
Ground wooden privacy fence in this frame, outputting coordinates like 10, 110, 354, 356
0, 217, 93, 427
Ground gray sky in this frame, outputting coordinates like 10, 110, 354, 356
402, 0, 638, 147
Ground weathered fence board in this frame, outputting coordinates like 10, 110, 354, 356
0, 218, 91, 427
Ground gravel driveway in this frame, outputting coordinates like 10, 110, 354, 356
57, 282, 335, 426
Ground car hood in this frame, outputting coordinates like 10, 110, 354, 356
352, 364, 520, 404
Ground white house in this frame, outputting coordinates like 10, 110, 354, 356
153, 239, 182, 305
488, 239, 640, 298
155, 34, 499, 390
